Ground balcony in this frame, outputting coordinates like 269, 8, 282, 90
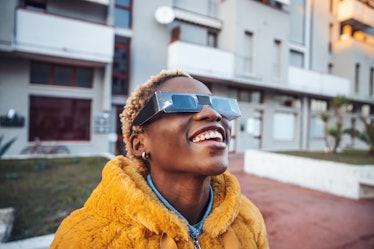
167, 41, 234, 79
334, 34, 374, 58
288, 66, 350, 97
337, 0, 374, 27
15, 9, 114, 63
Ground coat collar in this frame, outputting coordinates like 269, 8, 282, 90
84, 156, 242, 242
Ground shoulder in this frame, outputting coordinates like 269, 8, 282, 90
50, 208, 137, 248
233, 195, 269, 248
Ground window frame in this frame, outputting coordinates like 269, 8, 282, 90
115, 0, 133, 28
112, 36, 131, 96
30, 61, 94, 88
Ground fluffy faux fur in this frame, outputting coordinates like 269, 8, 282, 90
50, 156, 269, 249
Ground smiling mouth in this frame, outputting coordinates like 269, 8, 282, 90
192, 129, 224, 143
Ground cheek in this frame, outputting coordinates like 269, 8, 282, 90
147, 119, 188, 151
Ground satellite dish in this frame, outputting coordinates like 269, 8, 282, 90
155, 6, 175, 24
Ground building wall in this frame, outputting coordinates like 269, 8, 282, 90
1, 0, 373, 156
0, 1, 17, 51
0, 56, 110, 155
309, 0, 332, 73
47, 0, 108, 24
0, 57, 29, 154
129, 0, 171, 94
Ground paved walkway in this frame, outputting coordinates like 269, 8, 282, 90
228, 153, 374, 249
2, 153, 374, 249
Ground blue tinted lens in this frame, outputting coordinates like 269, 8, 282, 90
171, 95, 198, 111
211, 97, 241, 120
211, 98, 229, 114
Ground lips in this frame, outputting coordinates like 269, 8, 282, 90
191, 128, 225, 143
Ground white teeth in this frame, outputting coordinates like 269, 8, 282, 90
192, 130, 223, 143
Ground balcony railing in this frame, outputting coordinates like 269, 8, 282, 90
167, 41, 234, 79
288, 66, 350, 97
337, 0, 374, 26
15, 9, 114, 63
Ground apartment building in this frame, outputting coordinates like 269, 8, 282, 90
0, 0, 373, 156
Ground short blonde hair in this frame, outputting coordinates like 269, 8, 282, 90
120, 69, 192, 161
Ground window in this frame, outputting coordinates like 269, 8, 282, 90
329, 23, 333, 53
289, 0, 306, 45
276, 94, 299, 108
328, 63, 333, 74
370, 67, 374, 96
244, 31, 254, 73
29, 96, 91, 141
171, 26, 181, 43
207, 31, 217, 48
311, 99, 328, 112
30, 61, 93, 88
345, 103, 358, 113
115, 0, 132, 28
289, 50, 304, 68
273, 40, 281, 78
208, 0, 218, 17
310, 115, 325, 139
329, 0, 333, 13
30, 62, 50, 84
112, 36, 131, 96
362, 104, 371, 116
25, 0, 46, 11
229, 87, 263, 103
273, 112, 296, 141
355, 63, 360, 93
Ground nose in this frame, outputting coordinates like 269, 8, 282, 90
193, 105, 222, 122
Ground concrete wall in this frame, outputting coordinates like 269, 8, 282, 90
129, 0, 172, 94
244, 149, 374, 199
0, 1, 17, 51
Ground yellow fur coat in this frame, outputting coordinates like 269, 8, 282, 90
50, 156, 269, 249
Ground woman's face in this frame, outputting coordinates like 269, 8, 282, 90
140, 77, 231, 177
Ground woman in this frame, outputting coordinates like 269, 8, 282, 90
51, 69, 269, 248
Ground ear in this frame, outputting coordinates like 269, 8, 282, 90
130, 133, 146, 158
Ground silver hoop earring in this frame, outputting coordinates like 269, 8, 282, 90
142, 151, 150, 161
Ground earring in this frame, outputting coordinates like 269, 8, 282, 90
142, 151, 150, 161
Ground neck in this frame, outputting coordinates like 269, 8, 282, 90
149, 173, 211, 225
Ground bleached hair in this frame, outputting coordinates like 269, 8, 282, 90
120, 69, 192, 162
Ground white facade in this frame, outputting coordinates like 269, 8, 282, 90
0, 0, 373, 156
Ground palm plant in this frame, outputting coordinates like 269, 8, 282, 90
0, 135, 17, 158
346, 117, 374, 156
319, 96, 349, 154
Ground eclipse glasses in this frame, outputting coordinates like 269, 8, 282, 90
132, 91, 242, 127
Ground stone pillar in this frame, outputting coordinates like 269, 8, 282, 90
0, 207, 15, 242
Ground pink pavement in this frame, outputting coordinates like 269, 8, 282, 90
228, 153, 374, 249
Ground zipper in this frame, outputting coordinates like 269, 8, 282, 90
193, 238, 201, 249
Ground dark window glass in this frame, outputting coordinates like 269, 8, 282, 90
55, 66, 73, 86
113, 47, 129, 74
25, 0, 46, 10
115, 0, 132, 28
30, 61, 93, 88
116, 36, 131, 45
112, 36, 130, 95
30, 62, 50, 84
76, 68, 93, 88
29, 96, 91, 141
116, 0, 131, 7
207, 31, 217, 48
115, 8, 131, 28
112, 77, 128, 95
